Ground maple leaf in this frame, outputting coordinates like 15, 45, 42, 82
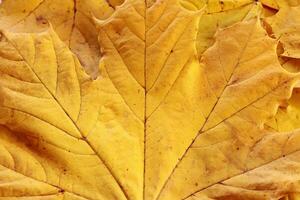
260, 0, 300, 9
0, 0, 300, 200
196, 2, 259, 56
263, 5, 300, 83
265, 6, 300, 59
0, 0, 116, 77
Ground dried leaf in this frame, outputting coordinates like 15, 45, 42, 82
0, 0, 114, 77
260, 0, 300, 9
266, 6, 300, 59
0, 0, 300, 200
196, 2, 259, 55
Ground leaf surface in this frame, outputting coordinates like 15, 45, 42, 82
266, 6, 300, 59
0, 0, 115, 77
260, 0, 300, 9
0, 28, 143, 200
0, 0, 300, 200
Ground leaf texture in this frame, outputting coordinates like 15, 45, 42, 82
0, 0, 116, 77
260, 0, 300, 9
0, 0, 300, 200
266, 6, 300, 59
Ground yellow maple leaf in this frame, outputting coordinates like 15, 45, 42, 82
260, 0, 300, 9
196, 1, 259, 56
0, 0, 115, 77
265, 6, 300, 59
0, 0, 300, 200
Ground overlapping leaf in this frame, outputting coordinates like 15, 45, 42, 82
260, 0, 300, 9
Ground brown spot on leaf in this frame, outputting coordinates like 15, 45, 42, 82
36, 16, 47, 24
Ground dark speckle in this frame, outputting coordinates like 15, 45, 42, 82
220, 1, 224, 10
36, 16, 47, 24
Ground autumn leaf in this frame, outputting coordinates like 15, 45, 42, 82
196, 2, 259, 55
0, 0, 116, 77
263, 5, 300, 81
0, 0, 300, 200
260, 0, 300, 9
265, 5, 300, 59
179, 0, 253, 12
